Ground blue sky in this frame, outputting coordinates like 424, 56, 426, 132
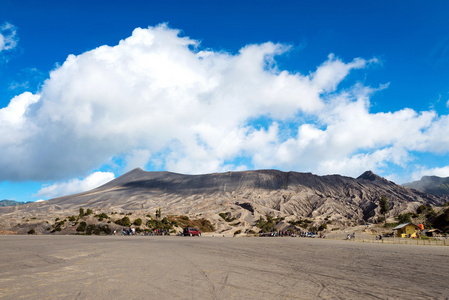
1, 1, 449, 202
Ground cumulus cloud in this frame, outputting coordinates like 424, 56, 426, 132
36, 171, 115, 198
0, 22, 18, 52
123, 149, 152, 172
410, 166, 449, 181
0, 24, 448, 182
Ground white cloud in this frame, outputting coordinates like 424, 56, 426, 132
123, 149, 152, 172
0, 24, 449, 182
0, 22, 18, 52
0, 92, 40, 125
410, 166, 449, 181
36, 171, 115, 199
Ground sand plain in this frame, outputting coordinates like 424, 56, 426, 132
0, 235, 448, 300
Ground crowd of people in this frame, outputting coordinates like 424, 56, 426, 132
119, 227, 171, 236
258, 230, 326, 238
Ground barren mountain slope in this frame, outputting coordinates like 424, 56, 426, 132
0, 169, 446, 233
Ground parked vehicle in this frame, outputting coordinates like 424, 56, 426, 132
183, 227, 201, 236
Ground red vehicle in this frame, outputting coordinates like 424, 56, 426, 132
183, 227, 201, 236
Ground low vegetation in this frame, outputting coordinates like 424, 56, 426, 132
432, 207, 449, 233
255, 215, 284, 233
168, 215, 215, 232
77, 221, 87, 232
51, 220, 66, 233
218, 212, 236, 222
76, 220, 111, 235
114, 216, 131, 227
146, 216, 174, 231
95, 213, 109, 221
380, 204, 449, 233
288, 218, 312, 229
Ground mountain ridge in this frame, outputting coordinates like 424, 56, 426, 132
0, 169, 447, 234
403, 175, 449, 195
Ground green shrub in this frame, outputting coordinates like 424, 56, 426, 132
134, 218, 142, 226
79, 207, 85, 217
100, 225, 112, 235
318, 223, 327, 231
86, 224, 96, 235
234, 229, 242, 236
432, 208, 449, 233
95, 213, 109, 221
396, 213, 412, 224
219, 212, 236, 222
51, 226, 62, 233
114, 216, 131, 227
255, 215, 283, 233
417, 205, 429, 214
198, 218, 215, 232
255, 216, 265, 228
50, 220, 65, 233
85, 208, 93, 216
77, 221, 87, 232
27, 229, 35, 235
68, 216, 76, 222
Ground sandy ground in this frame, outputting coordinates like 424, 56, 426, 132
0, 236, 448, 300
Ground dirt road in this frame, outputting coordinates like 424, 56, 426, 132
0, 235, 448, 299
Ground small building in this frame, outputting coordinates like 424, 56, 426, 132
423, 228, 442, 237
392, 222, 420, 238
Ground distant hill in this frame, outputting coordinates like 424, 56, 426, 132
403, 176, 449, 195
0, 200, 31, 207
